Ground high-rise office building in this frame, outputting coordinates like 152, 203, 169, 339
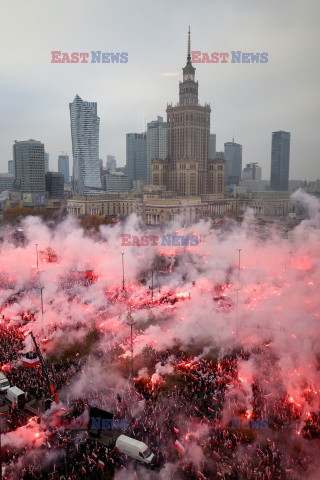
147, 116, 167, 184
13, 139, 45, 193
209, 134, 216, 160
242, 163, 262, 181
224, 141, 242, 185
107, 155, 117, 172
0, 174, 15, 192
103, 172, 132, 192
69, 95, 102, 194
151, 28, 223, 195
270, 131, 290, 191
8, 160, 14, 174
126, 133, 147, 182
58, 154, 70, 183
44, 152, 49, 172
45, 172, 64, 198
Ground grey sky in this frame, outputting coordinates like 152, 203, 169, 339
0, 0, 319, 180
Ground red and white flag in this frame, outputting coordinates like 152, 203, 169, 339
174, 440, 185, 456
98, 460, 105, 468
174, 427, 179, 434
22, 355, 39, 367
208, 407, 215, 414
81, 467, 86, 474
92, 452, 97, 460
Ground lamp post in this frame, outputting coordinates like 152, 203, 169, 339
35, 244, 39, 271
126, 312, 134, 381
151, 270, 154, 302
121, 252, 125, 291
39, 287, 44, 332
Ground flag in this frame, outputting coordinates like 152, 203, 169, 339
46, 441, 51, 449
92, 452, 97, 460
174, 440, 185, 456
203, 416, 210, 425
98, 460, 105, 468
81, 466, 86, 474
194, 406, 199, 413
213, 451, 221, 460
174, 427, 179, 434
82, 454, 87, 461
208, 407, 214, 414
22, 353, 39, 367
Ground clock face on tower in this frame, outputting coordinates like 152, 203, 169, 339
184, 74, 194, 81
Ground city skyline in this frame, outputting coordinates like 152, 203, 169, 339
0, 1, 319, 180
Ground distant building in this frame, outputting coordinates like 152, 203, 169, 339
102, 172, 132, 193
270, 131, 290, 191
209, 134, 216, 160
69, 95, 102, 194
126, 133, 147, 182
0, 174, 15, 193
147, 116, 167, 184
13, 139, 45, 194
44, 152, 49, 172
242, 163, 262, 181
8, 160, 14, 174
224, 141, 242, 185
116, 166, 126, 174
45, 172, 65, 198
58, 154, 70, 183
107, 155, 117, 172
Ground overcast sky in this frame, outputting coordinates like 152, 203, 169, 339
0, 0, 319, 180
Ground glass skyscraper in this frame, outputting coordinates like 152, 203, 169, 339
270, 131, 290, 191
146, 116, 166, 184
58, 154, 70, 183
126, 133, 147, 182
69, 95, 102, 194
224, 141, 243, 185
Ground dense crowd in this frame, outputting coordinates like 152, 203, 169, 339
0, 324, 320, 479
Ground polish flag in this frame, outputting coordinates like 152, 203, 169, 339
22, 354, 39, 367
202, 416, 210, 425
174, 440, 185, 456
212, 396, 217, 403
98, 460, 105, 468
82, 454, 87, 461
194, 406, 199, 413
208, 407, 215, 414
174, 427, 179, 434
81, 467, 86, 474
92, 452, 97, 460
213, 451, 221, 460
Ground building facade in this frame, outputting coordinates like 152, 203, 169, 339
102, 172, 132, 192
107, 155, 117, 172
242, 163, 262, 181
45, 172, 65, 198
13, 139, 46, 194
0, 174, 15, 192
126, 133, 147, 182
270, 131, 290, 191
44, 152, 49, 173
147, 116, 167, 184
224, 141, 242, 185
8, 160, 14, 174
209, 133, 216, 160
58, 155, 70, 183
70, 95, 102, 194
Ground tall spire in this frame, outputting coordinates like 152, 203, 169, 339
187, 26, 191, 63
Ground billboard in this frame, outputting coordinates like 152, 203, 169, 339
35, 193, 46, 206
22, 193, 32, 203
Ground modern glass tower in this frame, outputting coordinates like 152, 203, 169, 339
224, 141, 242, 185
58, 154, 70, 183
69, 95, 102, 194
270, 131, 290, 191
126, 133, 147, 182
146, 116, 167, 184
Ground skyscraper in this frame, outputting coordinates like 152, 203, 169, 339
13, 139, 45, 194
45, 172, 64, 198
107, 155, 117, 172
58, 154, 70, 183
209, 134, 216, 160
8, 160, 14, 174
224, 141, 242, 185
270, 131, 290, 191
126, 133, 147, 182
69, 95, 102, 194
44, 152, 49, 172
151, 28, 223, 195
242, 163, 262, 180
147, 116, 167, 184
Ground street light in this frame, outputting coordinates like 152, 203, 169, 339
126, 312, 135, 380
39, 287, 44, 332
121, 252, 125, 291
35, 244, 39, 271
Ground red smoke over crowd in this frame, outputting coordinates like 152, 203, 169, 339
0, 189, 319, 479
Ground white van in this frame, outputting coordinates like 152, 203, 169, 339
0, 372, 10, 392
5, 386, 26, 407
115, 435, 154, 465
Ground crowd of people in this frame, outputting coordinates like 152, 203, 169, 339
0, 322, 320, 479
